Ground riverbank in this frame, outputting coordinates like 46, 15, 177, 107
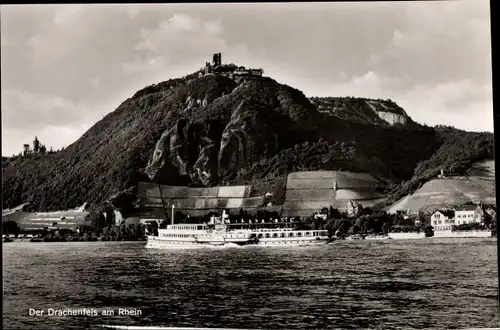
3, 236, 147, 243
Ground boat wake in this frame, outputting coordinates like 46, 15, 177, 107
206, 242, 242, 249
147, 243, 244, 250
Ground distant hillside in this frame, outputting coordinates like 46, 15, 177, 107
386, 160, 495, 213
1, 65, 494, 216
379, 127, 495, 209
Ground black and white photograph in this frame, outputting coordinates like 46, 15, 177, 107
1, 1, 498, 329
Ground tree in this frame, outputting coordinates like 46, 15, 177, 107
382, 222, 389, 233
363, 207, 374, 215
160, 219, 170, 229
85, 208, 108, 230
147, 221, 159, 236
174, 211, 185, 224
328, 206, 341, 219
2, 221, 21, 235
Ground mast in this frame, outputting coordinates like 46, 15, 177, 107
171, 204, 175, 225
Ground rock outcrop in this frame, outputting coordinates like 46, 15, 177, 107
145, 100, 282, 185
219, 100, 279, 178
365, 100, 408, 125
145, 119, 216, 184
310, 97, 412, 127
144, 125, 177, 182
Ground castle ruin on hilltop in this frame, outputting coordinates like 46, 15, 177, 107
199, 53, 264, 78
21, 136, 52, 157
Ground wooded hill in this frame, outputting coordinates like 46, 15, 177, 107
2, 69, 494, 217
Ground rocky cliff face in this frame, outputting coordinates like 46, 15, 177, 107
309, 97, 413, 126
143, 75, 321, 188
218, 100, 280, 180
365, 100, 408, 125
145, 119, 223, 185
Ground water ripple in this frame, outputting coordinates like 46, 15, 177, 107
3, 239, 499, 330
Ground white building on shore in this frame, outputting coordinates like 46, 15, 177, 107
430, 209, 455, 231
430, 203, 488, 229
454, 204, 484, 225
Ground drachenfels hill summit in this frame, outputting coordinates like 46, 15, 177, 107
2, 53, 494, 216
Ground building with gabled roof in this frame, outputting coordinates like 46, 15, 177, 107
455, 203, 484, 225
430, 209, 455, 231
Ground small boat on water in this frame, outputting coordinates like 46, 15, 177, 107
345, 234, 365, 240
387, 232, 426, 240
3, 237, 14, 243
364, 234, 391, 240
345, 235, 390, 241
432, 229, 493, 238
30, 237, 43, 242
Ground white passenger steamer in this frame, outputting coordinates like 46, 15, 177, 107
146, 212, 331, 249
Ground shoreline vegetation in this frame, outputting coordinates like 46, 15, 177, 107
3, 236, 147, 243
3, 205, 496, 243
2, 222, 148, 243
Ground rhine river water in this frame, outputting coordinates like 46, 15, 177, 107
3, 239, 499, 330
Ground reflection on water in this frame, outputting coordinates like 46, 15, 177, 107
3, 239, 499, 329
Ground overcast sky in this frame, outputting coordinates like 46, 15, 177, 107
1, 1, 493, 156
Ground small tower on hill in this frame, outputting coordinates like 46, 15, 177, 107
212, 53, 221, 68
33, 136, 40, 153
23, 144, 30, 156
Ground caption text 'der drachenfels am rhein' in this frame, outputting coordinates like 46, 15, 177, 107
28, 308, 142, 317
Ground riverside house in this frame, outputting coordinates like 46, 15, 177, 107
455, 204, 484, 225
430, 209, 455, 231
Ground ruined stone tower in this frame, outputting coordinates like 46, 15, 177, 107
33, 136, 40, 153
212, 53, 221, 68
23, 144, 30, 156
